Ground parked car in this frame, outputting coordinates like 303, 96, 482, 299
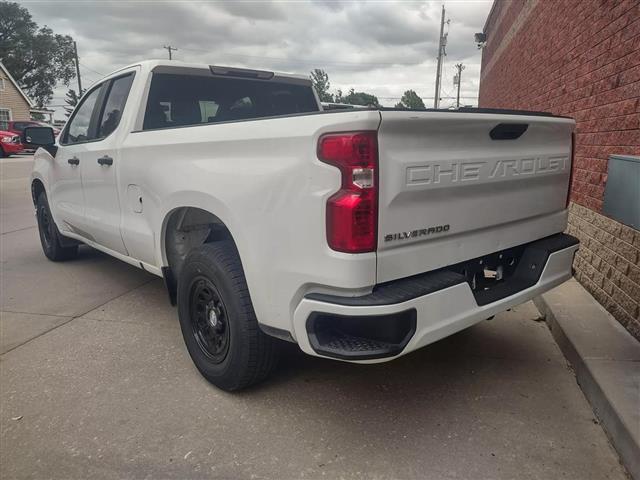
8, 120, 61, 137
26, 60, 579, 391
0, 130, 23, 157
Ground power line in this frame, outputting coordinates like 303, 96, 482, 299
79, 62, 106, 77
178, 46, 422, 68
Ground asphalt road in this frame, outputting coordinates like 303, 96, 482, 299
0, 156, 628, 479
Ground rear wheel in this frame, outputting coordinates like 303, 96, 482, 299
0, 146, 6, 158
36, 192, 78, 261
177, 242, 278, 391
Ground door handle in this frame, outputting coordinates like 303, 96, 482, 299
97, 155, 113, 166
67, 157, 79, 166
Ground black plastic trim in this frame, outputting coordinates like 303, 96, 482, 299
378, 106, 571, 118
474, 233, 578, 306
489, 123, 528, 140
259, 324, 296, 343
161, 266, 177, 306
306, 309, 417, 360
306, 233, 579, 308
307, 270, 465, 306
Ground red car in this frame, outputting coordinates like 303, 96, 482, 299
7, 120, 61, 137
0, 130, 24, 157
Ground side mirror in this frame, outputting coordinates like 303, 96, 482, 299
22, 126, 57, 156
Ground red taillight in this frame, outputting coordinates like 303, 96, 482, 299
567, 132, 575, 208
318, 131, 378, 253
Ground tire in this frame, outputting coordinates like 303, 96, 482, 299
36, 192, 78, 261
0, 146, 5, 158
177, 242, 278, 391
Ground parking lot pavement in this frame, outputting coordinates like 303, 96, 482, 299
0, 157, 628, 479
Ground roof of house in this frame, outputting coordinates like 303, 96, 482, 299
0, 61, 34, 108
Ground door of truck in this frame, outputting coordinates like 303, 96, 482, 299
78, 72, 135, 255
55, 71, 136, 255
52, 82, 106, 240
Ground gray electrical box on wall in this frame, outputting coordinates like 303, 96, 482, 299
603, 155, 640, 230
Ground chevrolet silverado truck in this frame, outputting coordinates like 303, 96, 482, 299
26, 60, 578, 391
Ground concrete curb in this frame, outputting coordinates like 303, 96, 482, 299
534, 279, 640, 480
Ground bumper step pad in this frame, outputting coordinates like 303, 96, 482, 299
321, 330, 400, 357
306, 310, 417, 360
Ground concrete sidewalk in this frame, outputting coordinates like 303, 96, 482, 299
536, 279, 640, 479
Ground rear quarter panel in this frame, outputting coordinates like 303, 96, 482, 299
119, 110, 381, 336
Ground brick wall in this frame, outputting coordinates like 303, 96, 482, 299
479, 0, 640, 211
568, 204, 640, 338
479, 0, 640, 339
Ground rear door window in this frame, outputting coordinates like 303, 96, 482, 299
97, 73, 135, 138
143, 73, 318, 130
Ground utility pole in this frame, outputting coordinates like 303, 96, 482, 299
163, 45, 178, 60
433, 5, 448, 109
454, 63, 465, 108
73, 41, 82, 95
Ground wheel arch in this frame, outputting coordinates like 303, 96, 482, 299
159, 201, 245, 305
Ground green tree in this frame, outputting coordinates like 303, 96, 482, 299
395, 90, 426, 110
310, 68, 333, 102
0, 1, 76, 106
341, 88, 380, 108
63, 89, 80, 118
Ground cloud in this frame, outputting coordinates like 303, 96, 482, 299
17, 0, 492, 117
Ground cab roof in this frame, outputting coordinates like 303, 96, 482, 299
105, 59, 310, 84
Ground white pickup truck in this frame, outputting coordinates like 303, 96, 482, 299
27, 60, 578, 391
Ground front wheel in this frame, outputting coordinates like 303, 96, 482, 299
36, 192, 78, 261
177, 242, 278, 391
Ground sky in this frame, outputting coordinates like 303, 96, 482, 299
18, 0, 493, 120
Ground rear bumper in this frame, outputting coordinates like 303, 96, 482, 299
293, 233, 579, 363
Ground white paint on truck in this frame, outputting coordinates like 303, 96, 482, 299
376, 111, 574, 283
29, 59, 578, 389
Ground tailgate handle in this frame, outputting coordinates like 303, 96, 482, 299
490, 123, 528, 140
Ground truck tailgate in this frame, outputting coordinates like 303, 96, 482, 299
376, 111, 574, 284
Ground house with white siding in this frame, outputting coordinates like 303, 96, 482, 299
0, 61, 53, 129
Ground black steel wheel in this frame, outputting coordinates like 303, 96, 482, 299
189, 277, 231, 363
36, 192, 78, 261
38, 199, 54, 249
177, 241, 279, 391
